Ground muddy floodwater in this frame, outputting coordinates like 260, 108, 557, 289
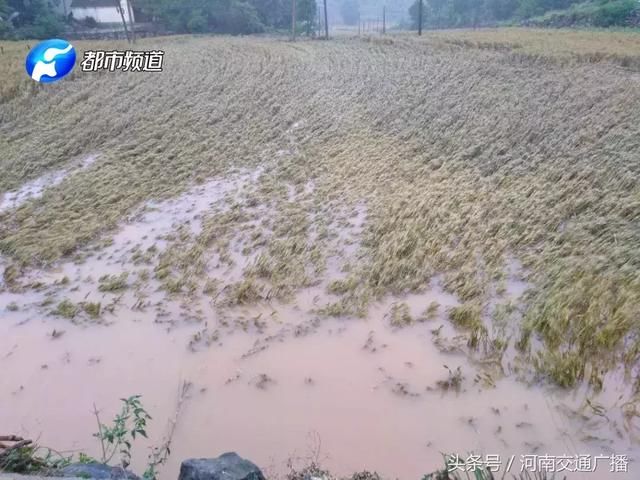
0, 169, 637, 480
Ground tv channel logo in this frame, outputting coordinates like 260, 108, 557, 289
25, 39, 77, 83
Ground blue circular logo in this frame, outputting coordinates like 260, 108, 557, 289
25, 39, 76, 83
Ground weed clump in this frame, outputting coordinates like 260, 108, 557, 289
52, 300, 78, 319
448, 304, 483, 330
448, 304, 489, 350
419, 301, 440, 321
327, 277, 358, 295
98, 273, 129, 292
82, 302, 101, 319
388, 302, 413, 328
222, 279, 264, 306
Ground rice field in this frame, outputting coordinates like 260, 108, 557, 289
1, 28, 640, 477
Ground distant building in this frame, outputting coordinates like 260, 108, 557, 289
70, 0, 135, 24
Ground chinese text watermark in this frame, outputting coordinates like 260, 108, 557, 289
446, 453, 629, 474
81, 50, 164, 73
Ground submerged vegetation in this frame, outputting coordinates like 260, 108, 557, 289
1, 30, 640, 395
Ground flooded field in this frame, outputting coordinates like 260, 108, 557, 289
1, 167, 637, 479
1, 32, 640, 479
2, 299, 636, 479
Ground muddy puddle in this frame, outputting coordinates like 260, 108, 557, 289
1, 169, 637, 480
0, 154, 99, 213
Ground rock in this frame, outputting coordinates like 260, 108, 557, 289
179, 452, 265, 480
59, 463, 140, 480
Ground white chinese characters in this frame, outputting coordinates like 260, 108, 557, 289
445, 453, 629, 474
81, 50, 164, 72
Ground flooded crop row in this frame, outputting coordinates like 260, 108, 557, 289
1, 167, 636, 479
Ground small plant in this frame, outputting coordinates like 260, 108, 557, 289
0, 436, 71, 474
98, 273, 129, 292
435, 365, 464, 393
7, 301, 19, 311
389, 302, 413, 328
93, 395, 151, 469
327, 277, 358, 295
222, 278, 264, 306
82, 302, 102, 319
89, 392, 179, 480
77, 452, 98, 464
52, 299, 78, 319
2, 264, 20, 286
419, 301, 440, 321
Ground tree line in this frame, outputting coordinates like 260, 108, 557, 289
135, 0, 318, 34
0, 0, 65, 39
0, 0, 637, 40
0, 0, 319, 39
408, 0, 639, 28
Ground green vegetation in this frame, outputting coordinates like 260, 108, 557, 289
0, 0, 63, 40
82, 301, 102, 318
526, 0, 639, 27
136, 0, 317, 35
0, 439, 70, 474
52, 299, 79, 319
389, 302, 414, 328
1, 396, 169, 479
98, 273, 129, 292
93, 395, 151, 469
409, 0, 639, 28
420, 301, 440, 321
0, 0, 319, 39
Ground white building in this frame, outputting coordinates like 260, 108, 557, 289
70, 0, 135, 24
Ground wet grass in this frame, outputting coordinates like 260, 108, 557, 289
1, 31, 639, 390
52, 299, 79, 319
388, 302, 413, 328
425, 27, 640, 69
98, 273, 129, 292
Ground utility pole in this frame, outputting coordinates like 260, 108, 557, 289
323, 0, 329, 40
418, 0, 423, 36
116, 0, 131, 43
291, 0, 296, 41
126, 0, 136, 44
382, 6, 386, 34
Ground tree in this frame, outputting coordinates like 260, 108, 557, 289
136, 0, 265, 34
0, 0, 13, 37
213, 1, 264, 33
1, 0, 63, 39
341, 0, 359, 25
250, 0, 289, 28
0, 0, 9, 18
297, 0, 317, 32
485, 0, 518, 20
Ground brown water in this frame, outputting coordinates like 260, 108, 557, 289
1, 170, 637, 480
0, 154, 98, 213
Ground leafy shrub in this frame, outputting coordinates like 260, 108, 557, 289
591, 0, 637, 25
